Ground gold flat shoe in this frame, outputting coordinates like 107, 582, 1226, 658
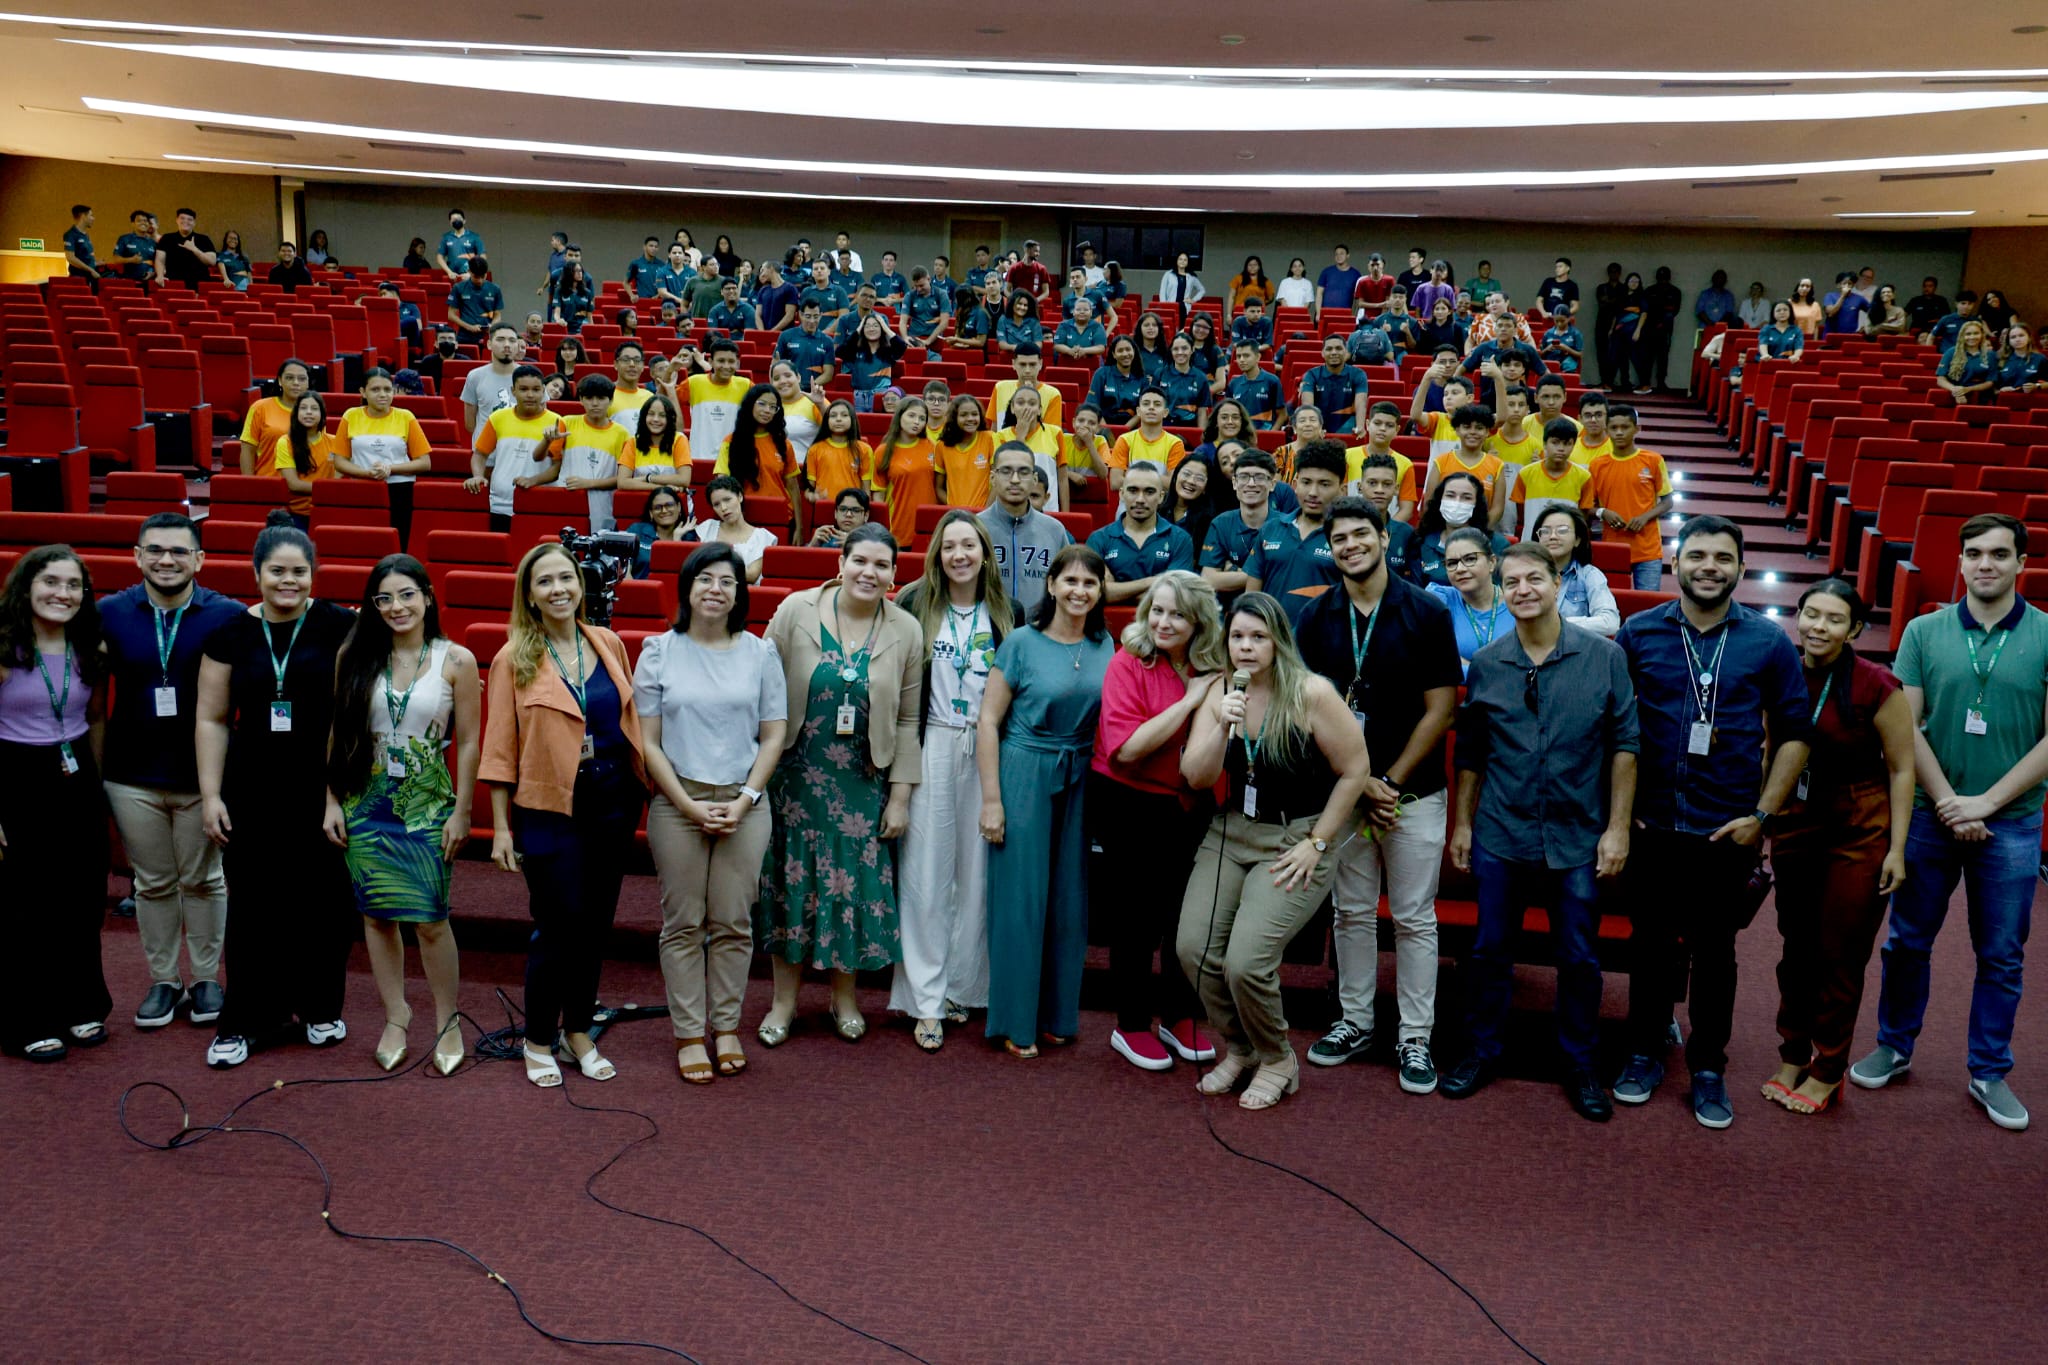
757, 1019, 792, 1048
833, 1012, 867, 1042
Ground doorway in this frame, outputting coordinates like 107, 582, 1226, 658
949, 216, 1005, 287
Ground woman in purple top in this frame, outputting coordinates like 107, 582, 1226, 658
0, 546, 110, 1062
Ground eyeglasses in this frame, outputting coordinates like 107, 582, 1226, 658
1532, 525, 1573, 540
1444, 554, 1487, 572
371, 588, 424, 609
695, 576, 741, 591
138, 544, 194, 560
1233, 473, 1273, 485
992, 467, 1034, 481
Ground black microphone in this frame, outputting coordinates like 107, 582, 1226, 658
1226, 668, 1251, 741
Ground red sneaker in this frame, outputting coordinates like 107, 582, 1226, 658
1111, 1027, 1174, 1072
1158, 1019, 1217, 1063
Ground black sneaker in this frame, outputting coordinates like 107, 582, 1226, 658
1396, 1039, 1438, 1094
1613, 1054, 1665, 1105
1307, 1019, 1374, 1067
187, 981, 223, 1026
1438, 1055, 1496, 1099
134, 982, 186, 1029
1564, 1070, 1613, 1122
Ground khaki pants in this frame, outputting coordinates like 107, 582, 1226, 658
1330, 789, 1445, 1043
105, 781, 226, 986
1177, 814, 1335, 1064
648, 784, 771, 1038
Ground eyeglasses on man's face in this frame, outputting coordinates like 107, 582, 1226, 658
138, 544, 194, 560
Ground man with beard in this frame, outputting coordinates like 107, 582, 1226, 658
1294, 497, 1461, 1095
1614, 515, 1809, 1129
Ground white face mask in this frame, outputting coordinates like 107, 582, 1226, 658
1441, 499, 1476, 527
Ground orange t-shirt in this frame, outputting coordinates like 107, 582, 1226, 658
1586, 447, 1673, 564
715, 432, 790, 510
938, 430, 995, 509
1430, 448, 1505, 501
805, 437, 873, 501
877, 436, 938, 547
263, 431, 339, 515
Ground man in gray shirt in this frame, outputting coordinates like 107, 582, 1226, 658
977, 441, 1071, 617
1442, 541, 1638, 1122
459, 323, 523, 435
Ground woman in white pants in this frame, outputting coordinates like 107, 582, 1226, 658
888, 510, 1013, 1050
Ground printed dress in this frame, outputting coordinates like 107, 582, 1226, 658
343, 639, 457, 923
756, 623, 900, 970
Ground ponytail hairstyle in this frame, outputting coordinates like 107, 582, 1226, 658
285, 390, 329, 473
1794, 575, 1869, 724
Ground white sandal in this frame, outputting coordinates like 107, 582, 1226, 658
523, 1044, 562, 1088
573, 1046, 616, 1082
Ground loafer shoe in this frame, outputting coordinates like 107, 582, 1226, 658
1848, 1044, 1911, 1090
1970, 1078, 2030, 1132
1564, 1070, 1613, 1122
135, 982, 186, 1029
1156, 1019, 1216, 1063
1111, 1027, 1174, 1072
187, 981, 223, 1025
1438, 1055, 1497, 1099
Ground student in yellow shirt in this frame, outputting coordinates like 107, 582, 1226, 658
607, 341, 656, 437
1569, 391, 1614, 468
677, 337, 753, 456
1345, 399, 1417, 522
804, 398, 874, 502
1531, 374, 1580, 439
995, 382, 1066, 512
466, 365, 563, 531
334, 367, 433, 549
936, 395, 996, 509
1585, 401, 1674, 591
558, 374, 631, 530
616, 392, 692, 516
266, 391, 339, 522
1062, 402, 1113, 507
1105, 386, 1187, 492
1486, 385, 1542, 468
1423, 404, 1509, 530
989, 342, 1064, 430
1510, 417, 1597, 535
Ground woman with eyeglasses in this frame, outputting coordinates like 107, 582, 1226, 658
1529, 504, 1620, 638
1425, 527, 1512, 678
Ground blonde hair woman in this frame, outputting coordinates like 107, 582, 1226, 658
1938, 318, 1998, 404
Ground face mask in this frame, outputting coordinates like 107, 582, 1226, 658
437, 339, 456, 355
1441, 500, 1476, 527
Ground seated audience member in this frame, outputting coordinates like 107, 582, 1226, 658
1936, 319, 2000, 404
1996, 322, 2045, 392
1230, 296, 1274, 356
1529, 504, 1620, 638
1406, 471, 1508, 588
1087, 461, 1196, 604
1054, 296, 1109, 362
626, 485, 692, 577
991, 344, 1064, 433
1757, 302, 1805, 361
1201, 448, 1281, 600
268, 240, 314, 291
809, 486, 874, 547
1107, 387, 1188, 492
1225, 340, 1285, 429
1297, 334, 1371, 435
1511, 417, 1594, 541
995, 290, 1046, 354
1087, 336, 1149, 428
1425, 527, 1512, 677
685, 475, 778, 583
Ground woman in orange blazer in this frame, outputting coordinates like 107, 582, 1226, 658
480, 542, 648, 1088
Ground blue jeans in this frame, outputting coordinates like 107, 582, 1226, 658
1876, 806, 2038, 1080
1630, 560, 1664, 592
1467, 849, 1603, 1071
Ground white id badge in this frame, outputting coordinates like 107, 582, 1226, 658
153, 686, 178, 718
1796, 769, 1810, 802
579, 731, 596, 762
1242, 783, 1258, 818
1965, 708, 1989, 736
269, 701, 292, 732
1351, 709, 1368, 732
1687, 721, 1712, 756
386, 749, 407, 779
836, 704, 858, 737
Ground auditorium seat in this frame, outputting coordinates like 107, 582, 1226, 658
77, 366, 158, 472
309, 478, 392, 532
103, 470, 190, 519
140, 348, 214, 472
198, 335, 260, 425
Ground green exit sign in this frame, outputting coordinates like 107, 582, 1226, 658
18, 237, 45, 250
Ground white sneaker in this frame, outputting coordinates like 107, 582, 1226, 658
206, 1035, 249, 1068
305, 1020, 348, 1047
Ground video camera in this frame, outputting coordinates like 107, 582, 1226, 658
557, 526, 641, 627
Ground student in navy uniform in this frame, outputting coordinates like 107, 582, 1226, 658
448, 256, 505, 347
1230, 298, 1275, 356
63, 204, 105, 281
1158, 335, 1213, 427
1244, 440, 1348, 622
435, 209, 484, 280
800, 261, 849, 319
1201, 448, 1280, 604
995, 290, 1045, 354
1053, 298, 1109, 363
1087, 337, 1149, 428
654, 244, 696, 311
901, 267, 948, 346
774, 301, 838, 389
1297, 334, 1371, 435
114, 209, 157, 282
624, 237, 664, 299
964, 245, 996, 295
869, 252, 909, 305
705, 277, 758, 343
1087, 461, 1196, 604
1225, 341, 1285, 429
751, 261, 799, 333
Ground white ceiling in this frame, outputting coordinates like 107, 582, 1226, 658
5, 2, 2048, 228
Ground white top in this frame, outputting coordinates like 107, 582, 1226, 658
783, 401, 821, 466
1276, 277, 1316, 309
632, 630, 786, 784
372, 638, 455, 755
691, 520, 777, 565
1158, 271, 1206, 307
926, 601, 995, 728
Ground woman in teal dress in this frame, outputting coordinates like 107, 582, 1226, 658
324, 555, 481, 1075
756, 525, 925, 1045
976, 544, 1115, 1057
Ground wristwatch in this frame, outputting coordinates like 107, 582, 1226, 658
1311, 837, 1330, 853
1751, 808, 1772, 827
741, 786, 764, 807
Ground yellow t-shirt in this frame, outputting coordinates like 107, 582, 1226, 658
266, 431, 339, 515
239, 396, 293, 455
475, 407, 562, 516
607, 384, 654, 437
618, 432, 693, 480
338, 407, 430, 484
1107, 428, 1186, 473
1345, 446, 1416, 502
990, 378, 1063, 430
1570, 431, 1614, 469
684, 372, 752, 455
1418, 409, 1460, 463
560, 414, 631, 526
1485, 422, 1542, 469
1511, 460, 1594, 507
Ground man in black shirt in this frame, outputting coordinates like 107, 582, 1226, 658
1902, 276, 1951, 335
268, 240, 313, 291
1395, 247, 1432, 298
1592, 262, 1627, 389
1641, 266, 1684, 393
1294, 496, 1462, 1094
152, 207, 217, 289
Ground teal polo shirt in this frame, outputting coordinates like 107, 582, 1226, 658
655, 264, 695, 300
869, 270, 908, 300
1244, 513, 1338, 621
1054, 319, 1107, 354
1895, 598, 2048, 819
1085, 518, 1195, 582
706, 300, 756, 340
775, 326, 836, 385
800, 284, 849, 316
903, 288, 946, 334
1156, 366, 1211, 425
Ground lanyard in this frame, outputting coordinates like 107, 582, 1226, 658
1462, 590, 1501, 650
1964, 623, 2011, 707
383, 640, 434, 733
1809, 670, 1835, 725
261, 613, 308, 700
35, 646, 73, 725
544, 630, 588, 712
154, 603, 185, 682
943, 604, 981, 683
1347, 598, 1381, 679
830, 588, 882, 683
1679, 621, 1729, 723
1239, 704, 1270, 777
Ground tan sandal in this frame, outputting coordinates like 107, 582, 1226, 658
676, 1037, 714, 1085
713, 1031, 747, 1076
1003, 1039, 1039, 1060
1198, 1051, 1255, 1095
1240, 1052, 1301, 1111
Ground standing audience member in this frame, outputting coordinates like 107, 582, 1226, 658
635, 545, 786, 1083
1442, 543, 1638, 1120
481, 543, 649, 1087
977, 442, 1072, 617
1178, 592, 1370, 1109
891, 513, 1012, 1050
1529, 504, 1621, 638
1856, 515, 2046, 1132
874, 400, 940, 551
239, 358, 312, 476
756, 527, 922, 1045
335, 368, 433, 551
196, 515, 358, 1069
978, 545, 1115, 1058
0, 547, 110, 1062
1586, 402, 1675, 591
100, 514, 242, 1031
1614, 515, 1809, 1129
325, 555, 481, 1076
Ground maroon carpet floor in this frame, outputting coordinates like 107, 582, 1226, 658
4, 870, 2041, 1365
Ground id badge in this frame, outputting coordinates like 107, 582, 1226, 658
952, 697, 970, 718
579, 731, 596, 762
1351, 709, 1368, 733
59, 740, 80, 776
1796, 768, 1810, 802
1242, 783, 1258, 818
836, 703, 858, 737
386, 747, 407, 779
153, 686, 178, 718
1687, 720, 1712, 756
1965, 708, 1989, 736
269, 701, 292, 732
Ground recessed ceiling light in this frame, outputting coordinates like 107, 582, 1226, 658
2014, 24, 2048, 34
1236, 150, 1255, 160
1219, 34, 1245, 45
975, 26, 1005, 35
1464, 34, 1495, 43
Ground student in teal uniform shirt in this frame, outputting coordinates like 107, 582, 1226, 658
435, 211, 484, 279
654, 245, 695, 309
775, 302, 838, 388
624, 237, 665, 299
705, 279, 759, 343
1088, 337, 1149, 427
1230, 299, 1275, 356
1158, 336, 1213, 426
63, 205, 102, 280
994, 293, 1045, 353
869, 252, 909, 305
114, 210, 157, 281
800, 262, 850, 319
1225, 341, 1286, 429
1053, 303, 1108, 362
901, 268, 947, 346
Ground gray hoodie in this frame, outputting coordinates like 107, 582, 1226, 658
976, 503, 1072, 617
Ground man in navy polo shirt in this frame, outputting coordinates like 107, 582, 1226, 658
1053, 297, 1108, 361
869, 252, 908, 305
625, 237, 665, 299
705, 278, 758, 343
1201, 448, 1280, 602
964, 245, 996, 295
100, 513, 246, 1030
902, 267, 948, 346
1297, 334, 1371, 435
753, 261, 800, 332
63, 204, 104, 281
1087, 461, 1194, 603
114, 209, 157, 282
1922, 291, 1976, 349
436, 209, 484, 280
1316, 244, 1363, 325
1230, 297, 1274, 357
1226, 340, 1285, 429
829, 282, 885, 343
800, 260, 849, 319
774, 300, 837, 388
653, 243, 695, 311
447, 257, 503, 347
827, 250, 861, 295
1244, 439, 1348, 621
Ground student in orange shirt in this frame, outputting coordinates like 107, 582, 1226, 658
712, 382, 802, 535
936, 395, 995, 509
1422, 404, 1508, 531
1584, 401, 1674, 590
265, 392, 339, 523
874, 399, 939, 548
803, 398, 873, 503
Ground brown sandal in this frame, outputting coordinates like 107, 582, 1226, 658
1004, 1039, 1039, 1060
713, 1030, 747, 1077
676, 1037, 714, 1085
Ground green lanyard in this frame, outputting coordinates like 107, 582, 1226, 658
943, 604, 981, 683
1808, 670, 1835, 725
383, 640, 434, 732
544, 630, 588, 712
1463, 589, 1501, 650
154, 603, 185, 683
36, 647, 80, 774
1347, 599, 1380, 679
261, 613, 307, 699
1964, 624, 2011, 707
1238, 705, 1270, 777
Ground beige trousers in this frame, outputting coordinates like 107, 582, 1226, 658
648, 783, 771, 1037
106, 781, 227, 985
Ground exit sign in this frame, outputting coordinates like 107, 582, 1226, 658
18, 237, 45, 250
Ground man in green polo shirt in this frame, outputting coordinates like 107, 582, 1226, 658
1855, 513, 2048, 1131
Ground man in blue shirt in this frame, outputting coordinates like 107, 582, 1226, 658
1823, 272, 1870, 335
436, 209, 484, 280
774, 301, 837, 388
901, 267, 948, 347
705, 277, 758, 343
63, 204, 103, 280
1376, 288, 1423, 360
1614, 515, 1809, 1130
1297, 334, 1371, 434
1052, 297, 1108, 362
1086, 461, 1195, 603
100, 512, 246, 1031
964, 245, 996, 295
800, 261, 849, 319
829, 283, 883, 343
652, 243, 695, 311
447, 257, 504, 345
1315, 244, 1363, 324
1923, 291, 1977, 349
827, 250, 861, 295
1230, 297, 1274, 357
1201, 448, 1279, 602
869, 251, 908, 305
1226, 341, 1285, 429
752, 261, 800, 333
625, 237, 665, 299
1694, 269, 1737, 327
113, 209, 157, 282
1244, 440, 1348, 620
